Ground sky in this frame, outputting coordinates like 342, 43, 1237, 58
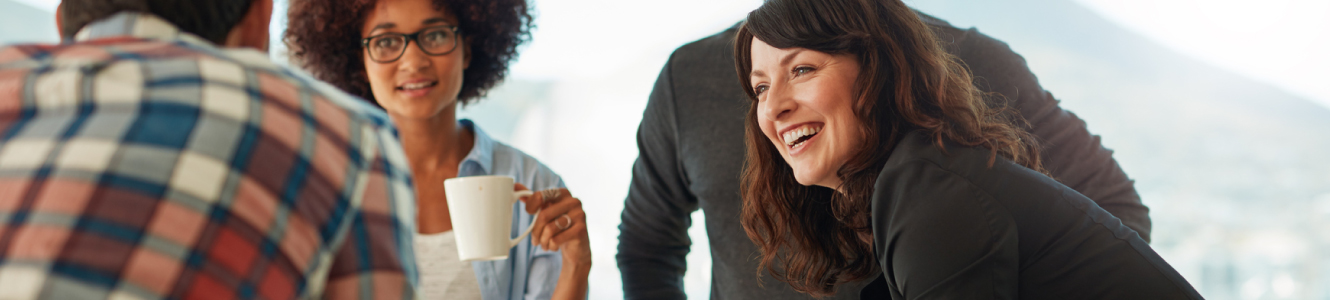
1074, 0, 1330, 112
13, 0, 1329, 109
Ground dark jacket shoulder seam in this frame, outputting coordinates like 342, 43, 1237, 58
885, 157, 1010, 298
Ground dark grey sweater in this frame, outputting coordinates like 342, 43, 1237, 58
616, 14, 1147, 300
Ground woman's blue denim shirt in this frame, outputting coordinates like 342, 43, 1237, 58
451, 119, 564, 300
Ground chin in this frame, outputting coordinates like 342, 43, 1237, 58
385, 101, 448, 119
791, 171, 821, 187
791, 169, 842, 191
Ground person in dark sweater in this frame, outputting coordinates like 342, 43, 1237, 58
617, 1, 1152, 300
732, 0, 1199, 298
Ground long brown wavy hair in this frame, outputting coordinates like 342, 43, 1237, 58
734, 0, 1045, 296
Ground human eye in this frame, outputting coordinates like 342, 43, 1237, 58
422, 29, 450, 45
793, 66, 815, 77
374, 35, 402, 50
753, 84, 769, 98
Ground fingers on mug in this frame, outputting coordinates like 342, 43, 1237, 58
540, 189, 562, 203
513, 190, 541, 247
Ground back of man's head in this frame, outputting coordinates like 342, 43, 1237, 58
59, 0, 253, 45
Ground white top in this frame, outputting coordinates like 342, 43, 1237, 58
414, 230, 484, 299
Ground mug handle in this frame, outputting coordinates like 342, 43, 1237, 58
510, 190, 538, 248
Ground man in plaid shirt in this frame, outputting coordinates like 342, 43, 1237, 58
0, 0, 418, 299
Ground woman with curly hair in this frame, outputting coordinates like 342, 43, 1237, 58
285, 0, 588, 299
736, 0, 1202, 298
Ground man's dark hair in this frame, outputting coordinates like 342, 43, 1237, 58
59, 0, 254, 44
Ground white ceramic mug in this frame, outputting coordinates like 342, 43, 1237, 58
443, 175, 539, 261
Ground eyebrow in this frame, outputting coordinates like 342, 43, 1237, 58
422, 17, 449, 25
750, 49, 806, 78
779, 49, 805, 68
368, 17, 453, 33
751, 68, 766, 78
370, 23, 396, 32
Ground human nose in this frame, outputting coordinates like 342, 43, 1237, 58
761, 84, 797, 121
396, 40, 433, 72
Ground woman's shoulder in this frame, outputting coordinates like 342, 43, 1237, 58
463, 120, 565, 190
487, 140, 565, 190
874, 131, 1141, 242
874, 132, 994, 209
878, 131, 1059, 199
870, 132, 1012, 235
871, 130, 1081, 230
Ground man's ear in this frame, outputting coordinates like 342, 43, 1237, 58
223, 0, 274, 50
55, 2, 64, 39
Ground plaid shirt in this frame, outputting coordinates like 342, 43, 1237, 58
0, 13, 417, 299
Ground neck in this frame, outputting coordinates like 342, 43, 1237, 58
392, 104, 473, 176
819, 178, 847, 195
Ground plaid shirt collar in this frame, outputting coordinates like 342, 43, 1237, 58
70, 12, 280, 72
73, 12, 212, 46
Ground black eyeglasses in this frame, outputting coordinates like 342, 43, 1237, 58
361, 25, 461, 63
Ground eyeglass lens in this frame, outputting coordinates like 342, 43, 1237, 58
368, 27, 457, 62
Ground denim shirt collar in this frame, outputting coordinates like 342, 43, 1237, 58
459, 119, 495, 175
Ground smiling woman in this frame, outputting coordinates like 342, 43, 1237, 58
735, 0, 1203, 298
747, 44, 864, 190
284, 0, 592, 299
285, 0, 529, 105
735, 0, 1043, 293
356, 2, 470, 120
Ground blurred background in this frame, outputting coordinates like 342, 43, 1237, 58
4, 0, 1329, 299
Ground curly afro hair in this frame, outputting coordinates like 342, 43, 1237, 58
284, 0, 533, 106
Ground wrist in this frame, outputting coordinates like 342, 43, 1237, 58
562, 259, 592, 276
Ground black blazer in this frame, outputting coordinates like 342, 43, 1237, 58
865, 131, 1201, 299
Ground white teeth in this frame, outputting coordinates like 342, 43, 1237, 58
782, 125, 822, 147
402, 82, 434, 90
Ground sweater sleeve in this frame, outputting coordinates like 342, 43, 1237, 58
871, 159, 1019, 300
615, 50, 698, 300
949, 28, 1151, 241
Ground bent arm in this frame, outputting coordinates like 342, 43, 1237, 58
616, 55, 698, 300
953, 30, 1150, 240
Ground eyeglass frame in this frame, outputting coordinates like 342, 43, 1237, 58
360, 25, 462, 63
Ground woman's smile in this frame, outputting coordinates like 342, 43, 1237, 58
396, 78, 439, 98
780, 122, 824, 156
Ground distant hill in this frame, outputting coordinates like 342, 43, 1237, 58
0, 0, 58, 45
910, 0, 1330, 298
909, 0, 1330, 201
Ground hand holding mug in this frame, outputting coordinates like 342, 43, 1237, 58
516, 184, 592, 269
